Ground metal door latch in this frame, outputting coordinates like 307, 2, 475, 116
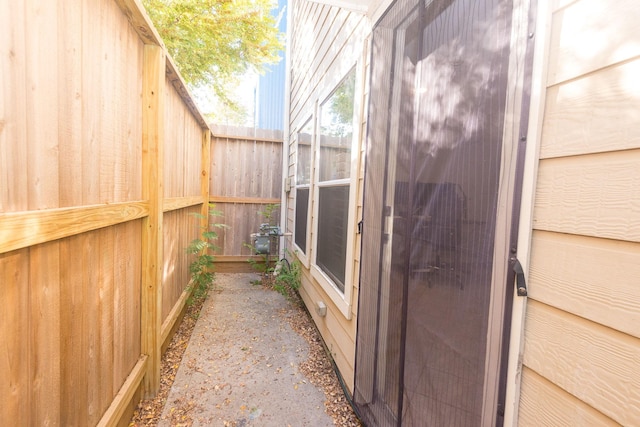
512, 258, 528, 296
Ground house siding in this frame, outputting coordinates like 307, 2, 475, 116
519, 0, 640, 424
288, 0, 640, 420
286, 0, 370, 392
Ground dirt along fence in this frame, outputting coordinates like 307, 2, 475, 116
209, 125, 284, 272
0, 1, 211, 426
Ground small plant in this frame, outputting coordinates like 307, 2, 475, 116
186, 204, 227, 304
258, 203, 280, 224
271, 253, 302, 299
244, 205, 301, 299
244, 241, 273, 275
248, 249, 302, 301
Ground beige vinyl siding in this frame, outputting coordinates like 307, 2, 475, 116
287, 0, 370, 391
518, 367, 619, 427
519, 0, 640, 424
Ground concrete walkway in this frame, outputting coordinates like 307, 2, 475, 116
158, 273, 334, 427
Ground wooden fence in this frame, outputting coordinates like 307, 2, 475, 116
209, 125, 284, 272
0, 1, 211, 426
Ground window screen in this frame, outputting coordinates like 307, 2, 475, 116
316, 185, 350, 292
294, 118, 314, 255
315, 68, 356, 292
294, 187, 309, 252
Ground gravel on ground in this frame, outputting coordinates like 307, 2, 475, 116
129, 273, 361, 427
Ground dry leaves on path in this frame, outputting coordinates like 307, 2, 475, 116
129, 294, 205, 427
130, 276, 362, 427
261, 275, 362, 427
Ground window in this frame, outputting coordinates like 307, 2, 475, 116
314, 68, 356, 294
292, 65, 360, 319
294, 118, 314, 258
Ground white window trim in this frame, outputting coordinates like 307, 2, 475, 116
309, 63, 363, 320
292, 183, 312, 268
292, 116, 315, 269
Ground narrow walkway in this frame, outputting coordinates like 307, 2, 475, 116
158, 273, 334, 426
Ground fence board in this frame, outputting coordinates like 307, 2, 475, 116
97, 355, 147, 427
81, 0, 101, 205
0, 1, 28, 213
163, 196, 203, 212
213, 202, 281, 257
210, 126, 283, 199
0, 249, 30, 425
141, 43, 165, 398
85, 230, 103, 425
209, 126, 283, 268
112, 0, 162, 45
200, 130, 211, 244
164, 81, 203, 198
113, 226, 128, 391
210, 196, 280, 204
162, 206, 200, 322
115, 220, 143, 385
99, 227, 116, 421
58, 1, 84, 207
81, 0, 144, 206
60, 233, 89, 426
0, 201, 148, 254
164, 82, 184, 198
1, 0, 209, 424
114, 10, 144, 203
29, 241, 61, 425
26, 0, 59, 211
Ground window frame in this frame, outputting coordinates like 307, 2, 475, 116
292, 115, 315, 268
309, 64, 363, 320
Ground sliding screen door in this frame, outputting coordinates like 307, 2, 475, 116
355, 0, 529, 425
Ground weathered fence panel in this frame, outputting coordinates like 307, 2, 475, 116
160, 78, 206, 339
0, 1, 209, 426
161, 205, 200, 323
164, 78, 204, 199
209, 125, 283, 271
0, 0, 144, 212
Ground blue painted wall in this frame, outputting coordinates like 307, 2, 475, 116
256, 0, 287, 131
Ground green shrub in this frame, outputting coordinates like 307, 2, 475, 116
185, 204, 227, 304
271, 254, 302, 298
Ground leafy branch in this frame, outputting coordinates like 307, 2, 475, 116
186, 204, 227, 303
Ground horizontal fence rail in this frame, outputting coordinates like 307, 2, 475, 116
0, 3, 284, 425
209, 126, 284, 271
0, 1, 210, 426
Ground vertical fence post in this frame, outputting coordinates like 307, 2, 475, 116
201, 129, 211, 234
141, 44, 165, 398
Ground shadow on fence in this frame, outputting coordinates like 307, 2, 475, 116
0, 2, 281, 427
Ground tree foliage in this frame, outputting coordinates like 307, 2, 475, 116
321, 69, 355, 138
329, 69, 356, 134
143, 0, 284, 110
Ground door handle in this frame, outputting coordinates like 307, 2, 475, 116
512, 258, 528, 297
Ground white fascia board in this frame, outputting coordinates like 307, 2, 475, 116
369, 0, 394, 23
307, 0, 370, 14
307, 0, 393, 23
